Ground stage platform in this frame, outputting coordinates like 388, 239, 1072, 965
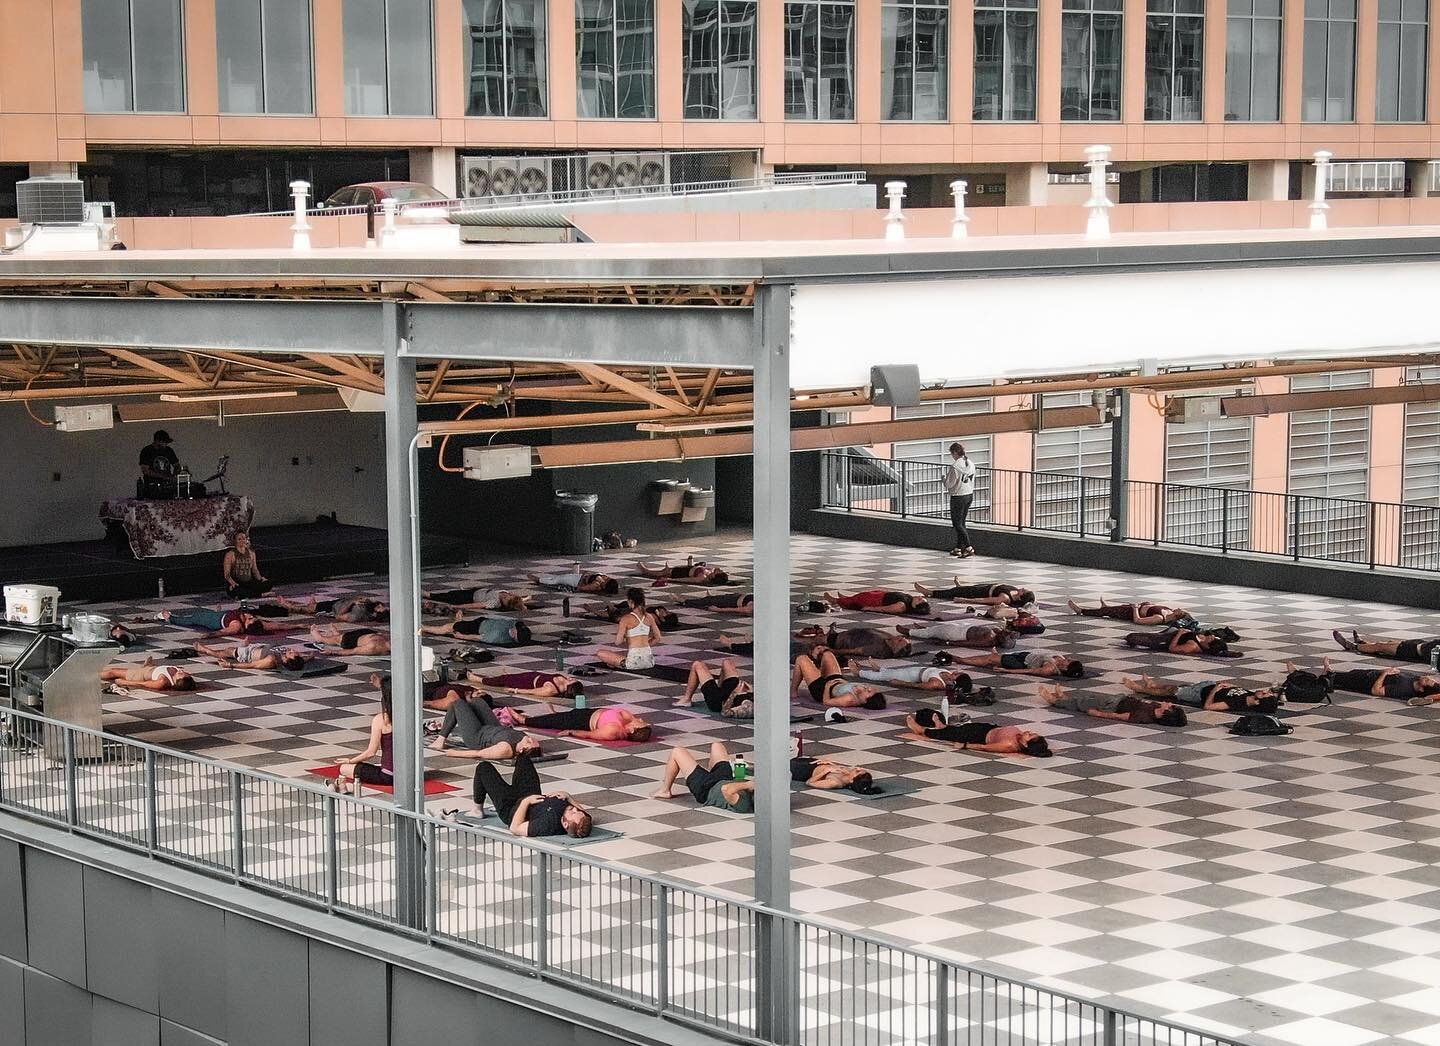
0, 522, 468, 603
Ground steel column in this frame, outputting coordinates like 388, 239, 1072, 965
383, 299, 425, 930
1109, 390, 1129, 543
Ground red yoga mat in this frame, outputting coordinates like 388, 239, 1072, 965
308, 765, 459, 796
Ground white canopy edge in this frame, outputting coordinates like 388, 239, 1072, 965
788, 260, 1440, 390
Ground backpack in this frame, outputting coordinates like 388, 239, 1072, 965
1282, 670, 1333, 704
1010, 614, 1045, 635
1230, 714, 1293, 737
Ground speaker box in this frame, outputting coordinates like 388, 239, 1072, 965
870, 364, 921, 408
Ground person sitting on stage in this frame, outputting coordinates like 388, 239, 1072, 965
902, 709, 1052, 757
651, 742, 755, 812
427, 693, 542, 760
952, 650, 1086, 678
1332, 629, 1440, 664
527, 570, 620, 594
307, 624, 392, 656
511, 705, 653, 743
638, 561, 732, 586
193, 639, 307, 672
675, 658, 754, 713
138, 429, 181, 496
794, 624, 912, 659
897, 620, 1016, 649
471, 754, 592, 838
100, 660, 195, 692
1122, 674, 1282, 713
913, 580, 1036, 607
1039, 683, 1187, 726
578, 600, 679, 631
223, 532, 272, 600
1068, 598, 1194, 626
466, 670, 586, 705
680, 592, 755, 615
418, 612, 531, 647
422, 587, 530, 614
159, 607, 286, 636
791, 651, 886, 709
821, 589, 930, 616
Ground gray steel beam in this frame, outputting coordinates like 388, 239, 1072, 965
0, 296, 386, 356
402, 302, 753, 368
382, 301, 424, 930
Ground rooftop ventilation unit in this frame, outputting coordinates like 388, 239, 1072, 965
17, 177, 86, 225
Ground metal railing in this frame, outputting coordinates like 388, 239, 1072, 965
822, 451, 1440, 572
0, 704, 1242, 1046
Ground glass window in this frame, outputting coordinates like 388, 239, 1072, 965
1377, 0, 1428, 121
344, 0, 434, 116
1225, 0, 1281, 120
1146, 0, 1204, 120
974, 0, 1038, 120
82, 0, 186, 113
217, 0, 314, 114
577, 0, 655, 118
784, 1, 856, 119
1061, 0, 1123, 120
464, 0, 549, 116
883, 0, 949, 121
1302, 0, 1355, 121
682, 1, 758, 119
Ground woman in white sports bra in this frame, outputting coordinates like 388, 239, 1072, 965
597, 588, 663, 671
100, 659, 196, 692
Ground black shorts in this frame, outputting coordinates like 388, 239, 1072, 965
685, 762, 732, 804
999, 652, 1030, 670
808, 674, 843, 703
341, 629, 377, 651
700, 676, 741, 713
789, 756, 818, 783
1396, 639, 1438, 663
927, 722, 995, 745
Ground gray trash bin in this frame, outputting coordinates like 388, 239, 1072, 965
555, 491, 599, 554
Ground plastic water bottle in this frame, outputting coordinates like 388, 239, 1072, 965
157, 578, 165, 599
562, 596, 570, 617
555, 647, 566, 672
733, 756, 750, 781
1430, 644, 1439, 671
789, 732, 804, 758
940, 693, 952, 724
574, 689, 587, 710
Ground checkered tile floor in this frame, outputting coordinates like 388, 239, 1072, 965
19, 530, 1440, 1046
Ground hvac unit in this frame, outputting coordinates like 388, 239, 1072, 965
584, 153, 617, 190
1167, 397, 1225, 423
638, 152, 668, 189
611, 153, 643, 189
54, 404, 114, 432
488, 159, 520, 197
462, 158, 492, 199
516, 156, 550, 196
463, 445, 533, 481
17, 177, 86, 225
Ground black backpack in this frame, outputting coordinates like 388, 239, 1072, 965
1230, 714, 1293, 737
1283, 670, 1333, 704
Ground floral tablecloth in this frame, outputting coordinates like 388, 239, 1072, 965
99, 495, 254, 559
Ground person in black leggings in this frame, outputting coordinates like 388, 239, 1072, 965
471, 754, 592, 838
1320, 660, 1440, 702
1124, 628, 1237, 658
429, 696, 541, 759
913, 581, 1035, 607
1333, 630, 1440, 664
681, 592, 755, 614
902, 709, 1051, 756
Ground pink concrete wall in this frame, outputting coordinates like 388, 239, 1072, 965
4, 0, 1440, 164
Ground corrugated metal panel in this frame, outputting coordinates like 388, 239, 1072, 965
1165, 414, 1252, 546
1288, 371, 1371, 559
1402, 366, 1440, 568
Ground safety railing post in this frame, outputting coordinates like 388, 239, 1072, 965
63, 729, 78, 827
1153, 483, 1162, 545
230, 770, 245, 880
1103, 1009, 1119, 1046
934, 962, 951, 1046
1291, 495, 1302, 561
1368, 501, 1377, 570
1077, 478, 1086, 537
1221, 487, 1231, 554
424, 820, 437, 942
844, 454, 853, 512
324, 794, 339, 911
898, 460, 909, 518
534, 850, 550, 971
144, 748, 158, 853
1018, 472, 1028, 532
656, 883, 670, 1014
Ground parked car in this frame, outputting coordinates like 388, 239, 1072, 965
320, 181, 449, 208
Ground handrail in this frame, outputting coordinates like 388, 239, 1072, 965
823, 450, 1440, 573
0, 702, 1247, 1046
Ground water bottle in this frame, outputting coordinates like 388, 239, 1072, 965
1430, 644, 1439, 671
157, 578, 165, 599
574, 688, 587, 710
555, 647, 566, 672
562, 596, 570, 618
789, 732, 804, 758
733, 755, 750, 781
940, 693, 952, 724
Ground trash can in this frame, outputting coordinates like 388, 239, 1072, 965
554, 491, 599, 554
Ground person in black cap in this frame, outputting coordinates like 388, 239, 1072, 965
139, 430, 180, 495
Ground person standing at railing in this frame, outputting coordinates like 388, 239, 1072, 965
944, 443, 978, 559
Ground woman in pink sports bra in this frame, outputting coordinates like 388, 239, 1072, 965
513, 704, 653, 743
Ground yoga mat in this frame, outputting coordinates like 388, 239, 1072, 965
524, 727, 659, 750
280, 658, 348, 679
308, 765, 459, 796
450, 812, 622, 847
499, 751, 569, 765
792, 777, 926, 800
678, 704, 817, 724
573, 662, 692, 684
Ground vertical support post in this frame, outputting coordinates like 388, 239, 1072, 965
63, 730, 78, 827
324, 794, 339, 911
230, 770, 245, 879
883, 181, 907, 241
656, 883, 671, 1013
144, 748, 158, 853
1084, 145, 1113, 240
934, 963, 951, 1046
383, 299, 425, 930
898, 460, 909, 518
1103, 1009, 1118, 1046
753, 282, 795, 1045
1291, 494, 1302, 560
534, 850, 551, 971
289, 180, 312, 251
1368, 500, 1377, 570
949, 179, 970, 239
1309, 150, 1333, 231
1221, 487, 1231, 553
1109, 390, 1129, 543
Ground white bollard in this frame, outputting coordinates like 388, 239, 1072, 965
378, 197, 399, 247
289, 180, 312, 252
1309, 150, 1333, 231
949, 179, 970, 239
884, 180, 907, 242
1084, 145, 1113, 241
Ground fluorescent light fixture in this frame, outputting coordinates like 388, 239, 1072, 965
159, 390, 299, 403
636, 417, 754, 434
